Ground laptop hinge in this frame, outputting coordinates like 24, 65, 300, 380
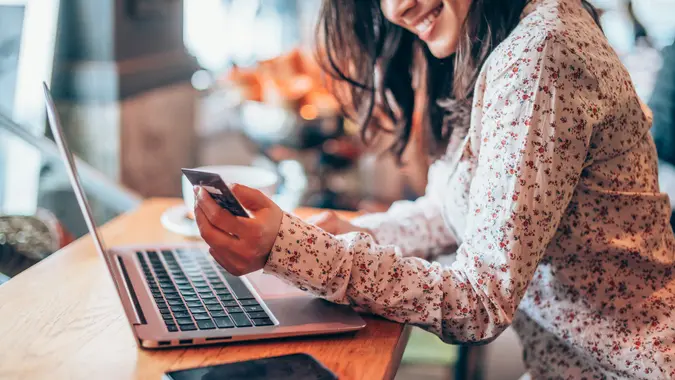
116, 256, 147, 325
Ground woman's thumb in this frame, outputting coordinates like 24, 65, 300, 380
230, 184, 271, 211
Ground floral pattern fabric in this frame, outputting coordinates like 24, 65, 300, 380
264, 0, 675, 378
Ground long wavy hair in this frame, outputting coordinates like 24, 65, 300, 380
316, 0, 601, 161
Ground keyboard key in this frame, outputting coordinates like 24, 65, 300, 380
192, 313, 211, 320
195, 286, 211, 293
229, 313, 252, 327
247, 311, 268, 319
226, 306, 243, 313
176, 317, 193, 325
200, 293, 216, 300
165, 293, 181, 300
159, 307, 170, 314
179, 324, 197, 331
173, 311, 191, 319
180, 290, 196, 296
203, 298, 220, 305
222, 272, 255, 300
218, 293, 234, 301
162, 314, 174, 321
206, 304, 222, 311
214, 317, 234, 328
189, 307, 207, 314
243, 305, 264, 312
252, 318, 274, 326
186, 301, 203, 308
168, 299, 184, 306
170, 305, 187, 312
197, 319, 216, 330
162, 288, 178, 294
182, 295, 198, 302
166, 324, 178, 332
210, 310, 227, 317
212, 285, 228, 291
239, 299, 259, 306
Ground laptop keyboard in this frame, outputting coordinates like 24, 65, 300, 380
136, 249, 274, 333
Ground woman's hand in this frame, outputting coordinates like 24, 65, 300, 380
307, 210, 373, 237
193, 185, 283, 276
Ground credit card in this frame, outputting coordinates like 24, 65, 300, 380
181, 168, 250, 218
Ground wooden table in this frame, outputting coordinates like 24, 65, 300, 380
0, 199, 409, 380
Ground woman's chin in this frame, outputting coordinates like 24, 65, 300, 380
426, 38, 457, 59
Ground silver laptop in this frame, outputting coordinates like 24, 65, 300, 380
42, 83, 365, 349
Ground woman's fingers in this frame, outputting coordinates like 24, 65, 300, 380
231, 184, 272, 211
308, 211, 338, 232
194, 205, 262, 276
195, 187, 247, 237
194, 206, 242, 251
208, 247, 248, 276
307, 211, 333, 225
193, 183, 284, 277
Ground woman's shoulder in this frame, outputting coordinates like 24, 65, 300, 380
484, 0, 612, 82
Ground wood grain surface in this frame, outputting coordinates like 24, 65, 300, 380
0, 199, 409, 380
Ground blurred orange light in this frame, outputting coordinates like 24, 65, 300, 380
299, 104, 318, 120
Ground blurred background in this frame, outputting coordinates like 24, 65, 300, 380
1, 1, 674, 379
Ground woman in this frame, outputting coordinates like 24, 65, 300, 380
195, 0, 675, 378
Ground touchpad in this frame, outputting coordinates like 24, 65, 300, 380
246, 270, 307, 299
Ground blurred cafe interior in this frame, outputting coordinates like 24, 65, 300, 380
1, 1, 675, 379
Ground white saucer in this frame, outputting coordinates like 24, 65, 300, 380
160, 204, 201, 238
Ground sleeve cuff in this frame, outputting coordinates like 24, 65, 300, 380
262, 212, 337, 294
263, 212, 297, 277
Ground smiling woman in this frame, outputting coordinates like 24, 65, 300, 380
315, 0, 528, 161
196, 1, 675, 378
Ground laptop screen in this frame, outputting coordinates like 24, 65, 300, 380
42, 83, 109, 258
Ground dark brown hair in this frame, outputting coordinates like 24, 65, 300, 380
316, 0, 600, 161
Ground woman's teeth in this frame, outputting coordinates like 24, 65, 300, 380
415, 4, 443, 34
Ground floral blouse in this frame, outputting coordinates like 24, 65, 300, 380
263, 0, 675, 378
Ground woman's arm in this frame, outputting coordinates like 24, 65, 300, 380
349, 158, 459, 258
264, 36, 597, 343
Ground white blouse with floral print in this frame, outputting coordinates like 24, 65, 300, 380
263, 0, 675, 378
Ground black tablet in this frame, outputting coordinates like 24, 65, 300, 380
163, 353, 338, 380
